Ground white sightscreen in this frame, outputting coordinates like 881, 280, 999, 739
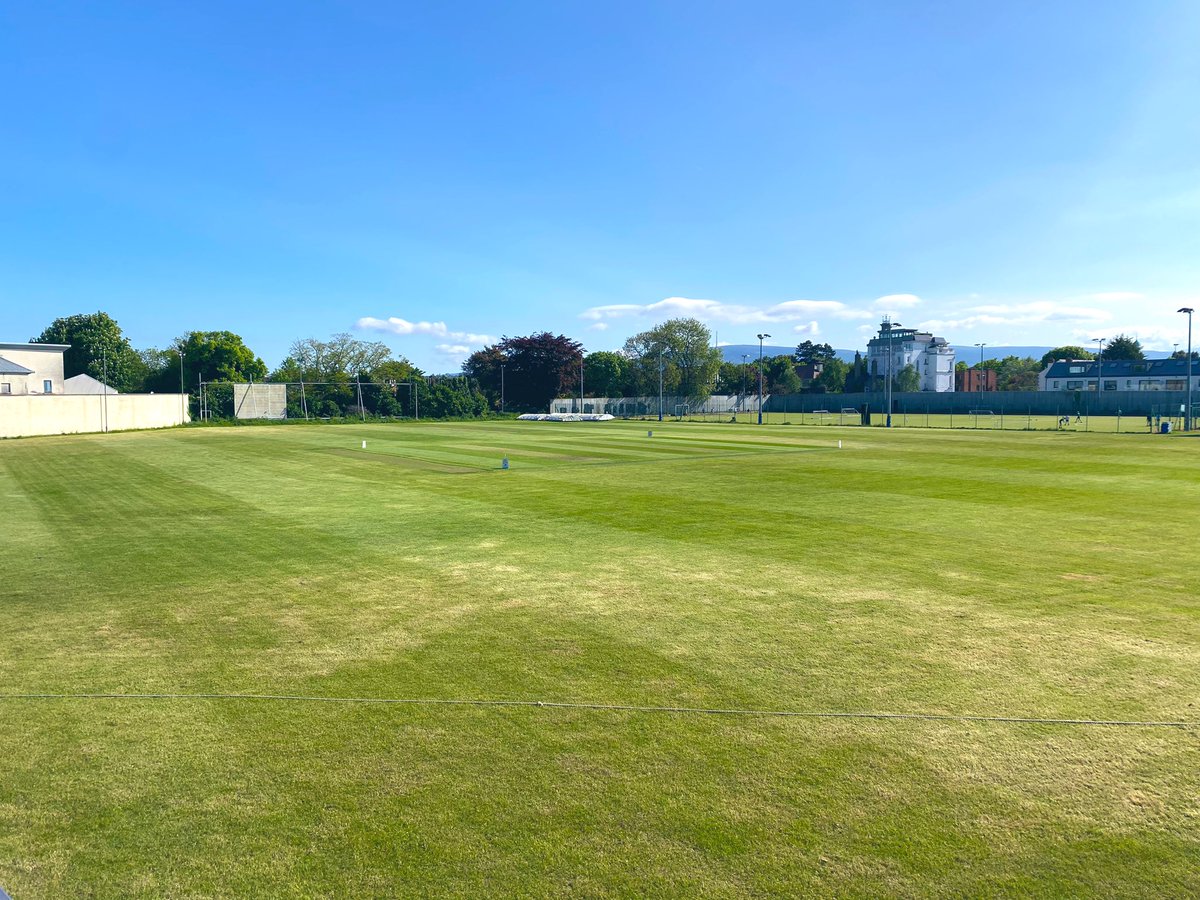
232, 383, 287, 419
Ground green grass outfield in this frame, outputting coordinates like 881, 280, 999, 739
1, 421, 1198, 897
687, 410, 1186, 433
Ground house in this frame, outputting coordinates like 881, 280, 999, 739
64, 373, 118, 394
0, 342, 68, 396
866, 319, 956, 392
1038, 358, 1200, 392
955, 368, 996, 392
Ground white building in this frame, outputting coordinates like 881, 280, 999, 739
0, 342, 68, 396
865, 320, 955, 392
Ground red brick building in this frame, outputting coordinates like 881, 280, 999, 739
956, 368, 997, 392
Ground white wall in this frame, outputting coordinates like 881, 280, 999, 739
0, 394, 189, 438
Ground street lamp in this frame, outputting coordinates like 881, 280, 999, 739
1092, 337, 1106, 397
882, 319, 902, 427
579, 353, 584, 414
741, 354, 749, 411
974, 342, 987, 404
500, 365, 505, 414
1180, 308, 1194, 431
756, 333, 771, 424
658, 349, 665, 422
178, 349, 186, 422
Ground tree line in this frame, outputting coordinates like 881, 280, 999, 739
32, 312, 1170, 421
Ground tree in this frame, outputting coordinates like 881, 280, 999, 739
462, 346, 506, 409
763, 355, 801, 394
895, 364, 920, 393
714, 361, 745, 395
466, 333, 583, 413
815, 357, 848, 393
145, 330, 267, 396
1040, 346, 1094, 367
285, 333, 393, 380
622, 318, 721, 404
793, 341, 838, 366
32, 311, 145, 391
1102, 334, 1144, 361
987, 355, 1042, 391
583, 351, 627, 398
844, 352, 869, 393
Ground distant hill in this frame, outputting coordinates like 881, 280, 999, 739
720, 344, 1170, 366
720, 344, 858, 363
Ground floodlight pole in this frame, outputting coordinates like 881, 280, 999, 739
580, 353, 584, 414
179, 349, 186, 422
975, 342, 986, 405
102, 347, 109, 434
1180, 308, 1194, 431
500, 365, 505, 414
658, 350, 664, 422
1092, 336, 1106, 407
757, 333, 770, 424
741, 354, 749, 411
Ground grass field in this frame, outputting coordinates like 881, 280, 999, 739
1, 421, 1198, 897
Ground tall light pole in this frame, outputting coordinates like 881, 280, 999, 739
658, 349, 665, 422
500, 365, 505, 415
178, 349, 186, 422
1180, 308, 1194, 431
882, 319, 901, 428
579, 353, 584, 414
974, 342, 987, 398
1092, 336, 1106, 399
756, 333, 771, 424
741, 354, 749, 411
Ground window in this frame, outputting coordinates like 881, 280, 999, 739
1066, 380, 1082, 390
1, 382, 10, 394
43, 380, 53, 394
1103, 380, 1117, 391
1166, 379, 1186, 391
1069, 365, 1086, 374
1053, 380, 1060, 389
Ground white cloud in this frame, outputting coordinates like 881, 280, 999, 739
357, 316, 494, 346
579, 296, 872, 325
918, 302, 1112, 332
1087, 292, 1145, 302
587, 321, 609, 331
435, 343, 472, 358
871, 293, 922, 309
792, 321, 821, 336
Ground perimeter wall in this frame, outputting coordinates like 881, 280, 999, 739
0, 394, 190, 438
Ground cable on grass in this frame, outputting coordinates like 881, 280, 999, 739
0, 693, 1195, 728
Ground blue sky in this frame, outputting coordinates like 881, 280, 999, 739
3, 1, 1198, 370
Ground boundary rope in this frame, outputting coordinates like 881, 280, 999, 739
1, 693, 1194, 728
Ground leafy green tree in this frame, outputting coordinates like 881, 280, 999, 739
842, 352, 869, 393
1040, 346, 1094, 367
32, 311, 144, 391
814, 357, 848, 393
986, 355, 1042, 391
145, 331, 267, 396
763, 355, 801, 394
714, 361, 748, 395
622, 318, 721, 404
285, 333, 393, 380
1102, 334, 1144, 361
895, 363, 920, 393
582, 351, 627, 397
793, 341, 838, 366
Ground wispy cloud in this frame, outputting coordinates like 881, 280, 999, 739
587, 321, 609, 331
357, 316, 494, 346
792, 321, 821, 336
919, 302, 1112, 332
871, 293, 922, 309
579, 296, 873, 325
435, 343, 472, 358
